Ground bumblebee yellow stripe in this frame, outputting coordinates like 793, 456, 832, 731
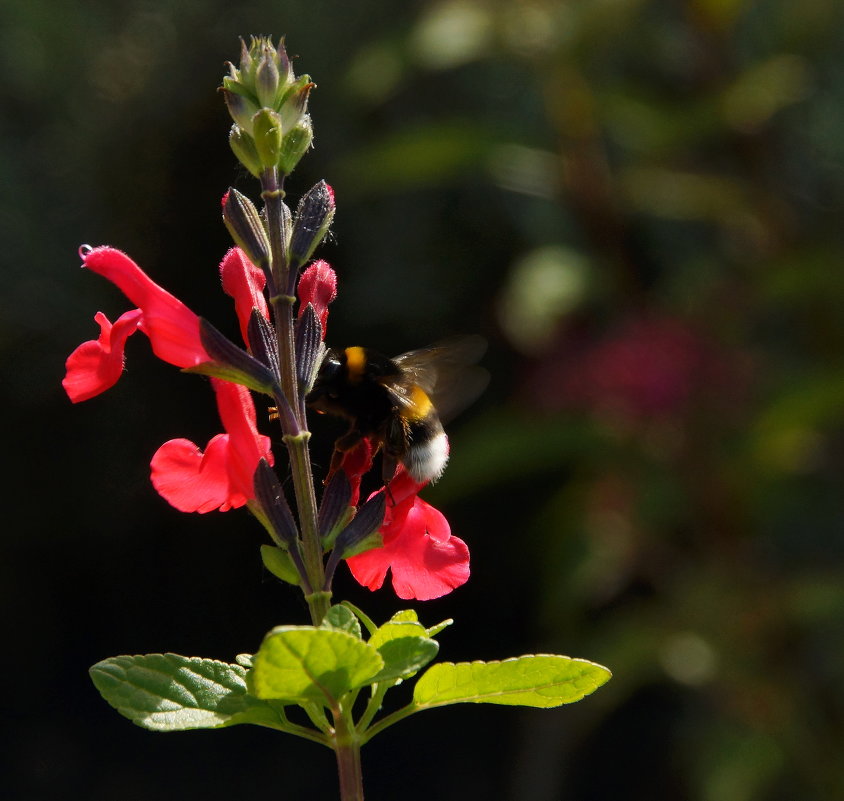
344, 346, 366, 383
403, 384, 433, 421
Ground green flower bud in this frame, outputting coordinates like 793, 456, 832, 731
228, 125, 262, 178
279, 75, 314, 132
255, 47, 280, 108
278, 115, 313, 176
222, 88, 259, 135
252, 108, 284, 169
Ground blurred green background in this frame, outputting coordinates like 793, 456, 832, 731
4, 0, 844, 799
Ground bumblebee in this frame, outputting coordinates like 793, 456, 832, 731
306, 336, 488, 484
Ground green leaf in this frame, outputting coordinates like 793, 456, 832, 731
412, 655, 611, 709
250, 626, 383, 706
322, 605, 362, 639
340, 601, 377, 636
370, 620, 427, 647
368, 621, 439, 682
425, 618, 454, 638
387, 609, 452, 639
89, 654, 284, 732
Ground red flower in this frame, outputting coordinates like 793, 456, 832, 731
150, 378, 274, 513
63, 247, 211, 402
220, 247, 268, 344
297, 259, 337, 335
346, 467, 470, 600
63, 309, 143, 403
339, 439, 376, 507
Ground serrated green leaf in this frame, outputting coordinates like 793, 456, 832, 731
367, 621, 439, 682
250, 626, 383, 705
387, 609, 452, 639
322, 605, 362, 638
89, 654, 283, 732
389, 609, 419, 623
412, 655, 611, 709
370, 621, 427, 648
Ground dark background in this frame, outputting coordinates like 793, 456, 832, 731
4, 0, 844, 798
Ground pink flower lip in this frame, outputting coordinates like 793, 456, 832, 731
345, 464, 470, 600
150, 378, 273, 513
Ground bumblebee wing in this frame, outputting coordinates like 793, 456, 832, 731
388, 335, 489, 423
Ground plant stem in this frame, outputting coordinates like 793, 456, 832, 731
332, 707, 365, 801
261, 166, 329, 624
359, 702, 419, 745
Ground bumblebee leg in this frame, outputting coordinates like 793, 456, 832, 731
325, 428, 364, 482
381, 453, 398, 486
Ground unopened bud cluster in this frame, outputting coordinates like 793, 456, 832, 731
222, 36, 314, 177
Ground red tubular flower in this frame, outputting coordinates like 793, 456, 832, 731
63, 309, 143, 402
220, 247, 268, 344
150, 378, 274, 513
346, 467, 470, 601
63, 247, 211, 402
339, 439, 376, 507
297, 259, 337, 335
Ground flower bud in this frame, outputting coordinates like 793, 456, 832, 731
222, 88, 259, 135
289, 180, 336, 269
229, 125, 262, 178
279, 75, 314, 132
252, 108, 284, 169
222, 36, 303, 120
255, 47, 280, 108
222, 188, 270, 268
297, 260, 337, 334
237, 36, 254, 76
278, 115, 313, 176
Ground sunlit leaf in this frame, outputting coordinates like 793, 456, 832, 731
89, 654, 283, 732
249, 626, 383, 705
413, 655, 611, 709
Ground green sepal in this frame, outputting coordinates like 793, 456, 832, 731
260, 544, 301, 586
249, 626, 384, 706
222, 187, 270, 269
412, 655, 611, 709
89, 653, 285, 732
187, 318, 279, 395
332, 491, 386, 558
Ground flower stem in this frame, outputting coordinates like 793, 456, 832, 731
332, 707, 365, 801
261, 166, 329, 624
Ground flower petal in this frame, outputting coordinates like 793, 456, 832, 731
150, 379, 273, 513
63, 309, 143, 402
347, 496, 470, 600
210, 377, 274, 499
83, 246, 209, 368
220, 247, 268, 345
151, 434, 243, 513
